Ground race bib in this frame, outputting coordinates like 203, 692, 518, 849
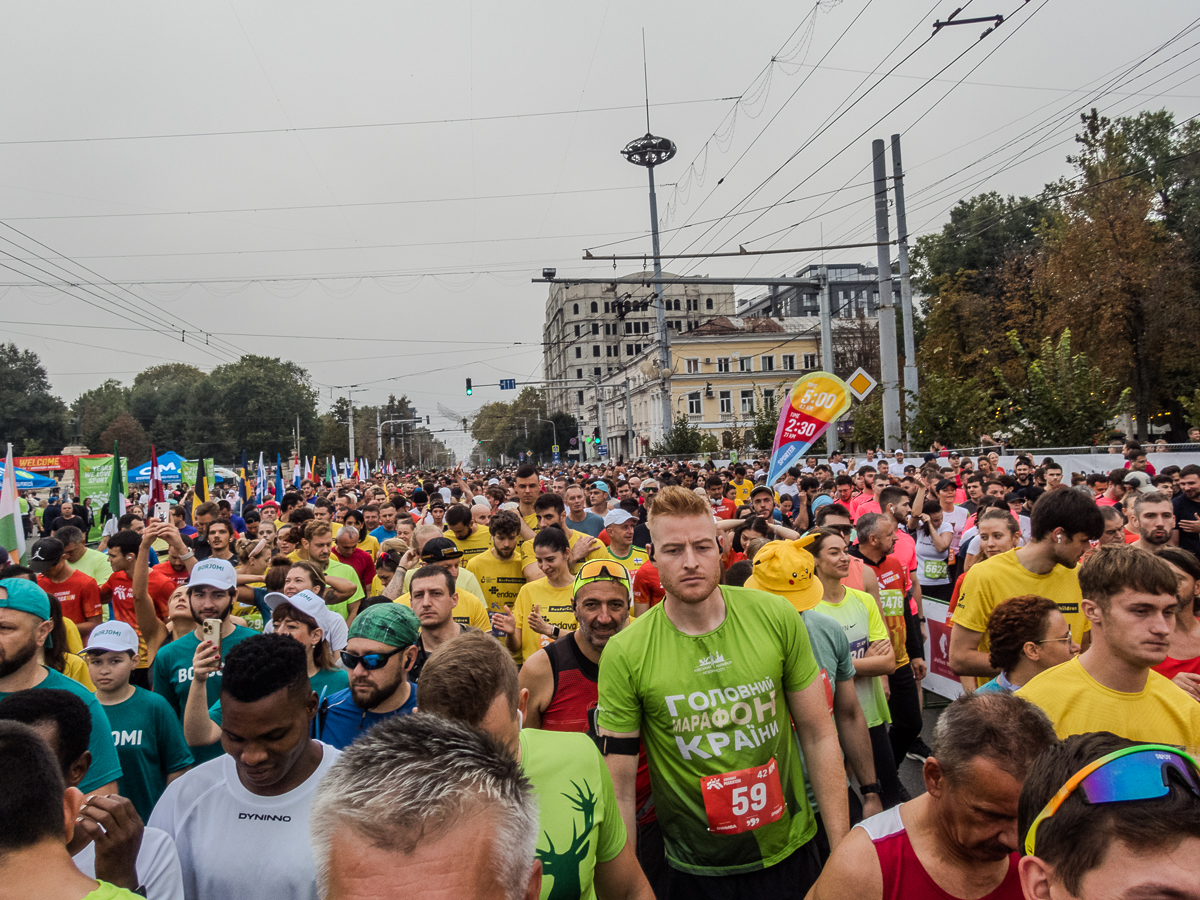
923, 559, 947, 580
701, 758, 785, 835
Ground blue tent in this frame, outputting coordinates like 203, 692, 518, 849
127, 451, 189, 484
0, 464, 57, 490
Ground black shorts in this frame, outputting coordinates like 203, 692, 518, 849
663, 839, 821, 900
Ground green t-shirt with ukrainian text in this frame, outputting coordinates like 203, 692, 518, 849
520, 727, 626, 900
596, 585, 820, 876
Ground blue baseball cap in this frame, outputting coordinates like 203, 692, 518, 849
0, 578, 51, 621
592, 481, 611, 495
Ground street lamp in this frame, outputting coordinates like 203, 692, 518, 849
622, 131, 676, 452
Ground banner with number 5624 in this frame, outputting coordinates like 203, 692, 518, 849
764, 372, 852, 490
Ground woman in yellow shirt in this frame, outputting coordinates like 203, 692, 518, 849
495, 527, 576, 665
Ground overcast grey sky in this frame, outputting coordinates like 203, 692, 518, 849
2, 1, 1197, 460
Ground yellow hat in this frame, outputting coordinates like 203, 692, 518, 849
744, 533, 822, 612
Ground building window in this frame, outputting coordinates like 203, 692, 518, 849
673, 299, 681, 311
835, 352, 848, 369
706, 297, 714, 310
606, 345, 612, 357
604, 302, 610, 313
763, 389, 775, 408
590, 301, 598, 313
782, 354, 796, 370
719, 390, 732, 414
717, 357, 731, 373
575, 347, 582, 359
626, 344, 634, 356
803, 353, 818, 369
688, 392, 702, 415
573, 303, 579, 315
624, 322, 632, 334
686, 358, 701, 374
761, 355, 774, 372
738, 357, 752, 372
577, 391, 584, 404
591, 323, 599, 335
740, 390, 755, 414
576, 369, 583, 379
635, 343, 643, 354
592, 345, 600, 357
594, 367, 601, 376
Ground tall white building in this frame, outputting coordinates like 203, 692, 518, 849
542, 271, 736, 416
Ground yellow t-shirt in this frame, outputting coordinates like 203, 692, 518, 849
522, 512, 538, 530
357, 534, 380, 561
595, 544, 649, 577
466, 549, 528, 617
511, 579, 576, 665
444, 526, 492, 561
395, 588, 491, 633
732, 478, 752, 506
952, 548, 1090, 651
1017, 657, 1200, 750
519, 529, 606, 574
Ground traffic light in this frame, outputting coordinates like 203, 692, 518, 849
465, 378, 473, 396
592, 427, 600, 444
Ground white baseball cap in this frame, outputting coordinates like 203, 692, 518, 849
487, 478, 500, 485
85, 620, 139, 655
263, 590, 344, 645
187, 558, 237, 591
604, 508, 636, 527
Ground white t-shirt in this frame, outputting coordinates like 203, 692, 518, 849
915, 520, 954, 585
74, 826, 184, 900
943, 505, 970, 554
148, 743, 341, 900
776, 481, 801, 502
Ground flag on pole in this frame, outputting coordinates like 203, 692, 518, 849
0, 443, 27, 565
108, 440, 127, 531
256, 452, 266, 503
148, 445, 166, 514
239, 450, 250, 505
192, 457, 210, 516
764, 372, 853, 489
326, 458, 334, 487
292, 459, 301, 489
275, 453, 285, 502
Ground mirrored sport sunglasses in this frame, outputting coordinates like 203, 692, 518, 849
575, 559, 631, 587
1024, 744, 1200, 856
339, 647, 405, 671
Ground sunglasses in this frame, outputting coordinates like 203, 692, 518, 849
339, 647, 405, 671
1024, 744, 1200, 856
576, 559, 631, 585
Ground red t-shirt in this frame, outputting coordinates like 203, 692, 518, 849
36, 571, 102, 625
334, 548, 375, 594
153, 559, 191, 590
633, 560, 665, 609
1153, 654, 1200, 681
101, 569, 173, 632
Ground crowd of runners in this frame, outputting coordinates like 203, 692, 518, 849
1, 443, 1198, 899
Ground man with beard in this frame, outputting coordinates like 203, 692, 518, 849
465, 510, 528, 634
1129, 491, 1175, 553
596, 487, 849, 898
951, 489, 1104, 682
318, 603, 419, 750
151, 633, 338, 900
189, 501, 219, 562
809, 692, 1057, 900
0, 578, 122, 797
518, 493, 604, 582
294, 522, 363, 621
150, 558, 259, 764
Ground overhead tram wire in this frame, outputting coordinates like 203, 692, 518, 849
674, 0, 1040, 278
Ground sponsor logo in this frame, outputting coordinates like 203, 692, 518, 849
694, 652, 732, 675
238, 813, 292, 822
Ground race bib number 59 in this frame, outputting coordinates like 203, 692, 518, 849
701, 757, 785, 835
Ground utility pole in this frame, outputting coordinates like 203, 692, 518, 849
891, 133, 919, 446
376, 408, 382, 460
818, 265, 838, 453
625, 378, 636, 460
576, 394, 585, 461
872, 139, 903, 450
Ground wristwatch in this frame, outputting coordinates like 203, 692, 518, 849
178, 549, 194, 561
859, 782, 882, 797
552, 626, 561, 638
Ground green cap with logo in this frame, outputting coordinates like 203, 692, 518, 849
348, 603, 420, 648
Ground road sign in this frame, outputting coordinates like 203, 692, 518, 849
569, 437, 577, 446
499, 379, 517, 390
552, 445, 559, 452
599, 444, 609, 457
847, 367, 878, 401
519, 452, 525, 461
552, 451, 560, 463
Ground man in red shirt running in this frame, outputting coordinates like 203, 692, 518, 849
810, 691, 1057, 900
30, 537, 102, 636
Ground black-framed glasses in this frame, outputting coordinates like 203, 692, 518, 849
827, 524, 853, 535
340, 647, 404, 671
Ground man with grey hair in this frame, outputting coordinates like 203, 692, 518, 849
807, 691, 1057, 900
309, 713, 542, 900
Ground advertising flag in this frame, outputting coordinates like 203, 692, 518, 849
0, 443, 26, 565
148, 445, 166, 515
192, 457, 210, 516
255, 452, 266, 503
275, 453, 284, 502
765, 372, 853, 489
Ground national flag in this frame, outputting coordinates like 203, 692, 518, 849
239, 450, 250, 504
192, 457, 210, 516
256, 452, 266, 503
326, 458, 334, 487
292, 458, 301, 489
148, 445, 166, 515
275, 453, 284, 502
303, 456, 312, 480
0, 443, 27, 565
107, 440, 127, 532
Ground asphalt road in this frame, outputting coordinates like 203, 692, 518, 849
897, 695, 950, 798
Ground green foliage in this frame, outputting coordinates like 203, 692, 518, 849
206, 356, 319, 459
128, 364, 207, 453
99, 412, 149, 465
72, 379, 129, 449
991, 329, 1128, 447
1178, 389, 1200, 429
750, 387, 783, 452
0, 343, 66, 454
907, 371, 991, 450
470, 389, 576, 463
652, 414, 718, 457
851, 395, 883, 451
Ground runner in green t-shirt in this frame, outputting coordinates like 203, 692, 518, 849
596, 487, 849, 897
85, 621, 194, 822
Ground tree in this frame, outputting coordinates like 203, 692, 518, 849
651, 414, 718, 457
751, 388, 782, 452
99, 412, 149, 465
128, 364, 207, 453
72, 379, 128, 450
206, 356, 319, 459
906, 372, 992, 451
0, 344, 66, 455
991, 330, 1128, 448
